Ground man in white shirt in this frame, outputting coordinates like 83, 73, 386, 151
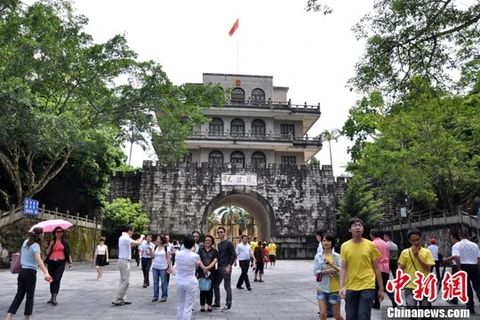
452, 229, 480, 314
138, 234, 154, 288
443, 232, 461, 305
164, 234, 175, 284
427, 238, 441, 282
235, 235, 255, 291
112, 225, 145, 306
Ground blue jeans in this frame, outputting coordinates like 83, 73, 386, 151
345, 289, 375, 320
152, 268, 169, 300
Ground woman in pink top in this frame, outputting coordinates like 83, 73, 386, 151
370, 229, 396, 308
45, 227, 73, 306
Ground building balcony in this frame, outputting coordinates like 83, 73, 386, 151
186, 131, 322, 148
210, 99, 321, 115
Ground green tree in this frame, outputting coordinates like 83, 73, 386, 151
0, 0, 227, 209
322, 128, 341, 171
348, 0, 480, 94
103, 198, 150, 237
218, 206, 244, 240
237, 213, 255, 236
336, 174, 383, 241
351, 78, 480, 215
206, 211, 219, 233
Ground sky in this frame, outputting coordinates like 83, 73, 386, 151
31, 0, 375, 176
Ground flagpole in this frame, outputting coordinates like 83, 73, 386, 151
236, 16, 240, 73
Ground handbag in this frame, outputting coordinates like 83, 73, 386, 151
11, 252, 21, 274
199, 277, 212, 291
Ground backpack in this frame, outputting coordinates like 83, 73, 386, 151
10, 252, 21, 274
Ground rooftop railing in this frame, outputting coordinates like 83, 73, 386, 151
187, 131, 322, 147
210, 98, 321, 114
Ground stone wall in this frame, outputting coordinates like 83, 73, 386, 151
132, 161, 337, 258
107, 170, 142, 202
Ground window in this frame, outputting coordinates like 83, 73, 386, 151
251, 88, 265, 104
280, 124, 295, 137
281, 156, 296, 165
209, 118, 224, 134
230, 151, 245, 168
252, 152, 266, 168
230, 119, 245, 136
251, 119, 266, 136
209, 150, 224, 165
182, 152, 192, 163
231, 87, 245, 103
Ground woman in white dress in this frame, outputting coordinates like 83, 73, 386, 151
175, 234, 200, 320
94, 237, 109, 280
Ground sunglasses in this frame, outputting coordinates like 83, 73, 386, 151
56, 231, 63, 234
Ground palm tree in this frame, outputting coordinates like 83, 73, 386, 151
218, 206, 244, 240
207, 211, 219, 233
237, 213, 255, 235
122, 124, 149, 167
322, 128, 341, 175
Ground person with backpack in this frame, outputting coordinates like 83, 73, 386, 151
6, 228, 52, 320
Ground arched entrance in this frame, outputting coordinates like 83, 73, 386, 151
200, 190, 275, 241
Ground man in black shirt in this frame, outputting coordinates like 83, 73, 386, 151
213, 226, 236, 312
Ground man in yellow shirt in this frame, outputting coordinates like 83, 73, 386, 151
267, 239, 277, 268
250, 237, 258, 269
339, 218, 384, 320
398, 228, 435, 307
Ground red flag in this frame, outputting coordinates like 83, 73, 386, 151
228, 18, 239, 36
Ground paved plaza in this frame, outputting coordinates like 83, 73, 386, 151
1, 260, 479, 319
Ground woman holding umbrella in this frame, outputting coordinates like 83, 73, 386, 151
6, 227, 52, 320
45, 226, 73, 306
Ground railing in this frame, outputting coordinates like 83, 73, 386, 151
0, 205, 101, 230
211, 99, 321, 114
382, 209, 479, 231
187, 132, 322, 147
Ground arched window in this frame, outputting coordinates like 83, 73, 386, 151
231, 87, 245, 103
251, 119, 266, 136
252, 151, 266, 168
230, 118, 245, 136
209, 150, 224, 165
209, 118, 224, 135
230, 151, 245, 168
251, 88, 265, 104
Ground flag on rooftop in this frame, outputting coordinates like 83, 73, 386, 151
229, 18, 239, 36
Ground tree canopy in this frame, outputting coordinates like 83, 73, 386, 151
0, 0, 226, 209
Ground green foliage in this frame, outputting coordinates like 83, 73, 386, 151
349, 0, 480, 94
336, 174, 383, 240
102, 198, 150, 237
0, 0, 228, 209
342, 91, 384, 162
218, 206, 249, 240
350, 79, 480, 213
308, 157, 320, 165
305, 0, 333, 15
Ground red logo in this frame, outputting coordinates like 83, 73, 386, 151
386, 270, 468, 305
386, 269, 411, 305
441, 270, 468, 303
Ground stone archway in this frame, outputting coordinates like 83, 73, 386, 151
200, 189, 275, 241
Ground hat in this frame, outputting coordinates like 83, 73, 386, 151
430, 238, 436, 244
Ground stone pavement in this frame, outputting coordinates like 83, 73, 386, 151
1, 260, 479, 320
